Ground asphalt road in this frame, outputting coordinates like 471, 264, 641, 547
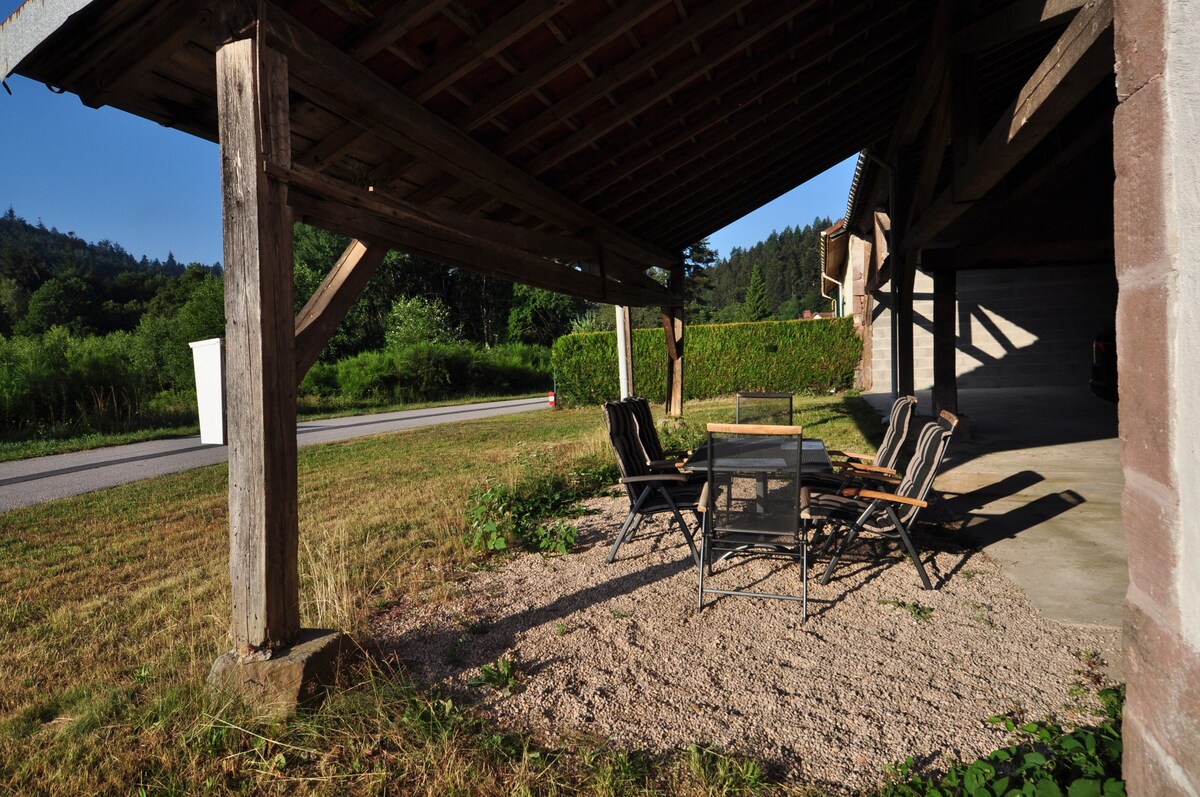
0, 397, 548, 513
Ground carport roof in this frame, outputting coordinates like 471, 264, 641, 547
0, 0, 1097, 305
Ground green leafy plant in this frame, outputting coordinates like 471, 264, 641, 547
532, 520, 577, 556
463, 455, 618, 556
468, 657, 521, 697
877, 599, 934, 623
464, 483, 510, 552
878, 686, 1126, 797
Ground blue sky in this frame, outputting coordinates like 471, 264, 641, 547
1, 2, 855, 265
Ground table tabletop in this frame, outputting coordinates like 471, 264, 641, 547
683, 437, 833, 474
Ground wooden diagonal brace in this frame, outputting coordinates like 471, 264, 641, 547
294, 240, 387, 381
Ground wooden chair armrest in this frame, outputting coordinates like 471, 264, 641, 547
620, 474, 688, 484
837, 451, 875, 462
697, 482, 710, 511
840, 487, 927, 508
843, 462, 896, 475
706, 423, 804, 435
647, 459, 683, 470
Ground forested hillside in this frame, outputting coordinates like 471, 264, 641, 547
691, 216, 833, 323
0, 207, 216, 337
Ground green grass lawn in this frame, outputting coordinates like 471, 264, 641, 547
0, 396, 881, 795
0, 392, 546, 463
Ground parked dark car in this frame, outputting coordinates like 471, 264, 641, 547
1090, 327, 1118, 402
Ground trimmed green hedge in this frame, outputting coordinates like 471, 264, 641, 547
551, 317, 861, 406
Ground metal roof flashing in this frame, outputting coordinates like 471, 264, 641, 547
1, 0, 94, 79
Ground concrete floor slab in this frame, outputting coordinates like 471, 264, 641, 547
863, 386, 1126, 635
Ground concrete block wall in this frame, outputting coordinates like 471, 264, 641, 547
1114, 0, 1200, 793
956, 265, 1117, 388
867, 265, 1116, 392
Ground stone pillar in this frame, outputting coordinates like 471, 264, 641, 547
1114, 0, 1200, 792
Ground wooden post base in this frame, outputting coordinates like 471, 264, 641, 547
208, 629, 352, 719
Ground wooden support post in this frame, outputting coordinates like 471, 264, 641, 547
216, 36, 300, 653
932, 268, 958, 417
615, 305, 634, 399
891, 149, 916, 397
662, 259, 685, 417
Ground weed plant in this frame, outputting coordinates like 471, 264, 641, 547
878, 687, 1125, 797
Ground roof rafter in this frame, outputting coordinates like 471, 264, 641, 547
524, 0, 817, 176
906, 0, 1114, 250
259, 2, 674, 271
496, 0, 755, 157
456, 0, 667, 130
403, 0, 570, 102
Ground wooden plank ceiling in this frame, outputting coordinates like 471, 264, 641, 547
4, 0, 964, 304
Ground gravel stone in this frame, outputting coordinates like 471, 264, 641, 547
371, 495, 1120, 793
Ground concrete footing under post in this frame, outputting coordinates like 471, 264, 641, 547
208, 629, 351, 719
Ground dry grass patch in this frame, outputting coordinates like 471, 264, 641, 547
0, 396, 883, 794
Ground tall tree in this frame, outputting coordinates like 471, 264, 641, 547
740, 264, 771, 321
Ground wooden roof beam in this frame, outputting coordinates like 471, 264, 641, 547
906, 0, 1114, 251
568, 0, 914, 198
456, 0, 667, 130
340, 0, 452, 61
887, 0, 952, 154
278, 162, 608, 265
955, 0, 1087, 54
496, 0, 756, 158
524, 0, 817, 176
259, 3, 673, 271
403, 0, 570, 102
289, 191, 673, 307
907, 70, 952, 227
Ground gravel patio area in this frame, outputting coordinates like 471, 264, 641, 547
371, 494, 1120, 793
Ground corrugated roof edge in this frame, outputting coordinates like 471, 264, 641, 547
1, 0, 94, 79
843, 150, 869, 230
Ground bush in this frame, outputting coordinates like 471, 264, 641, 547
464, 455, 618, 555
384, 295, 461, 350
333, 342, 552, 404
551, 317, 862, 406
0, 327, 170, 434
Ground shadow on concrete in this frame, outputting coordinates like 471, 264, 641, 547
956, 489, 1086, 549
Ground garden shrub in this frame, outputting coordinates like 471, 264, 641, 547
551, 317, 862, 406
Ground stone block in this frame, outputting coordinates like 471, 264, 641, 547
1117, 280, 1172, 487
1122, 475, 1179, 618
1124, 601, 1200, 793
208, 629, 352, 719
1115, 0, 1166, 100
1114, 83, 1172, 279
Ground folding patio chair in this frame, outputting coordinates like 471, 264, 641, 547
806, 395, 918, 491
603, 401, 703, 565
623, 395, 692, 471
803, 411, 959, 590
697, 422, 810, 620
735, 392, 794, 425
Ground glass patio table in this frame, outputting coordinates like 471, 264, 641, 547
683, 436, 834, 514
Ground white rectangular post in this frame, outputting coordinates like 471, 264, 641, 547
615, 304, 634, 398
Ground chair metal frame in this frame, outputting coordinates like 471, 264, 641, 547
603, 401, 703, 566
810, 411, 959, 590
735, 391, 794, 426
697, 422, 810, 621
